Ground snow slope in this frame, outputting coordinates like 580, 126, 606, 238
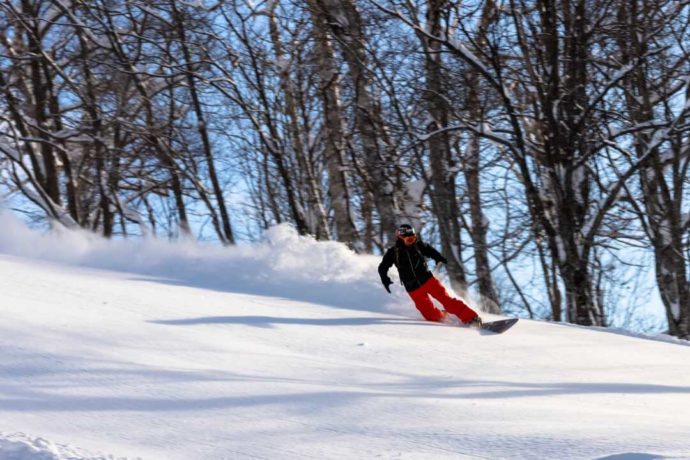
1, 216, 689, 459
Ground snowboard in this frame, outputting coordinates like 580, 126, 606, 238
480, 318, 519, 334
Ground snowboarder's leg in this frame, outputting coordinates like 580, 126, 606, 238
408, 285, 447, 322
426, 277, 478, 324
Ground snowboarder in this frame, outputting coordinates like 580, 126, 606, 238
378, 224, 482, 327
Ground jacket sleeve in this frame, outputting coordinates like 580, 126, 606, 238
419, 242, 445, 263
378, 248, 395, 282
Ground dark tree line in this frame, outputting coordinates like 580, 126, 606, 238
1, 0, 689, 337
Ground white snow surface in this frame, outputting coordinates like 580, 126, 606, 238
1, 212, 690, 459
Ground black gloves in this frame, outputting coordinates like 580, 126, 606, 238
380, 276, 393, 293
438, 256, 448, 264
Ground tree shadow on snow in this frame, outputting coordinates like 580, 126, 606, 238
148, 315, 434, 329
596, 454, 669, 460
125, 273, 397, 316
2, 354, 690, 414
2, 378, 689, 414
401, 379, 690, 399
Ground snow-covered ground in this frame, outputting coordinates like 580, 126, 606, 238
1, 213, 689, 459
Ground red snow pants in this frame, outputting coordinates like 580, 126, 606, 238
408, 276, 478, 323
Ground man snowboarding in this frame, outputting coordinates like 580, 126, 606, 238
378, 224, 482, 327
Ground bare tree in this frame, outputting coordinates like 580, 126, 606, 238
377, 0, 685, 326
0, 1, 76, 226
614, 0, 690, 337
267, 1, 330, 240
311, 0, 400, 247
416, 0, 469, 294
2, 0, 688, 337
170, 0, 236, 244
307, 0, 361, 245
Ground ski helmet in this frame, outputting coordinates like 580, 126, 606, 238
396, 224, 417, 244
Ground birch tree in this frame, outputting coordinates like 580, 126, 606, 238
307, 0, 361, 245
417, 0, 469, 294
311, 0, 400, 247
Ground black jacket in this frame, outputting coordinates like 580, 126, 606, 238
378, 240, 445, 292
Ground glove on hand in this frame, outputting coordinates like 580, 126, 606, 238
381, 276, 393, 293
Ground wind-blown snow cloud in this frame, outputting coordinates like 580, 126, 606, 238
0, 211, 410, 315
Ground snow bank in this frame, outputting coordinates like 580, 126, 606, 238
0, 433, 129, 460
0, 211, 410, 315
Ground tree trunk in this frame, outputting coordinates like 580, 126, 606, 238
43, 60, 78, 223
101, 7, 191, 237
23, 0, 60, 205
616, 0, 690, 337
75, 24, 113, 237
422, 0, 467, 292
171, 0, 235, 244
464, 0, 500, 313
307, 0, 360, 245
268, 3, 329, 240
315, 0, 398, 246
537, 0, 603, 325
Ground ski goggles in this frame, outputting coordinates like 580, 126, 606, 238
396, 226, 417, 243
397, 226, 416, 237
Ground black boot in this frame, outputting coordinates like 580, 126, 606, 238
469, 316, 483, 328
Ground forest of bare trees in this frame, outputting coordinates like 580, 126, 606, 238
1, 0, 689, 337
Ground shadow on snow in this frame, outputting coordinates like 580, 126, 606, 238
148, 315, 433, 328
